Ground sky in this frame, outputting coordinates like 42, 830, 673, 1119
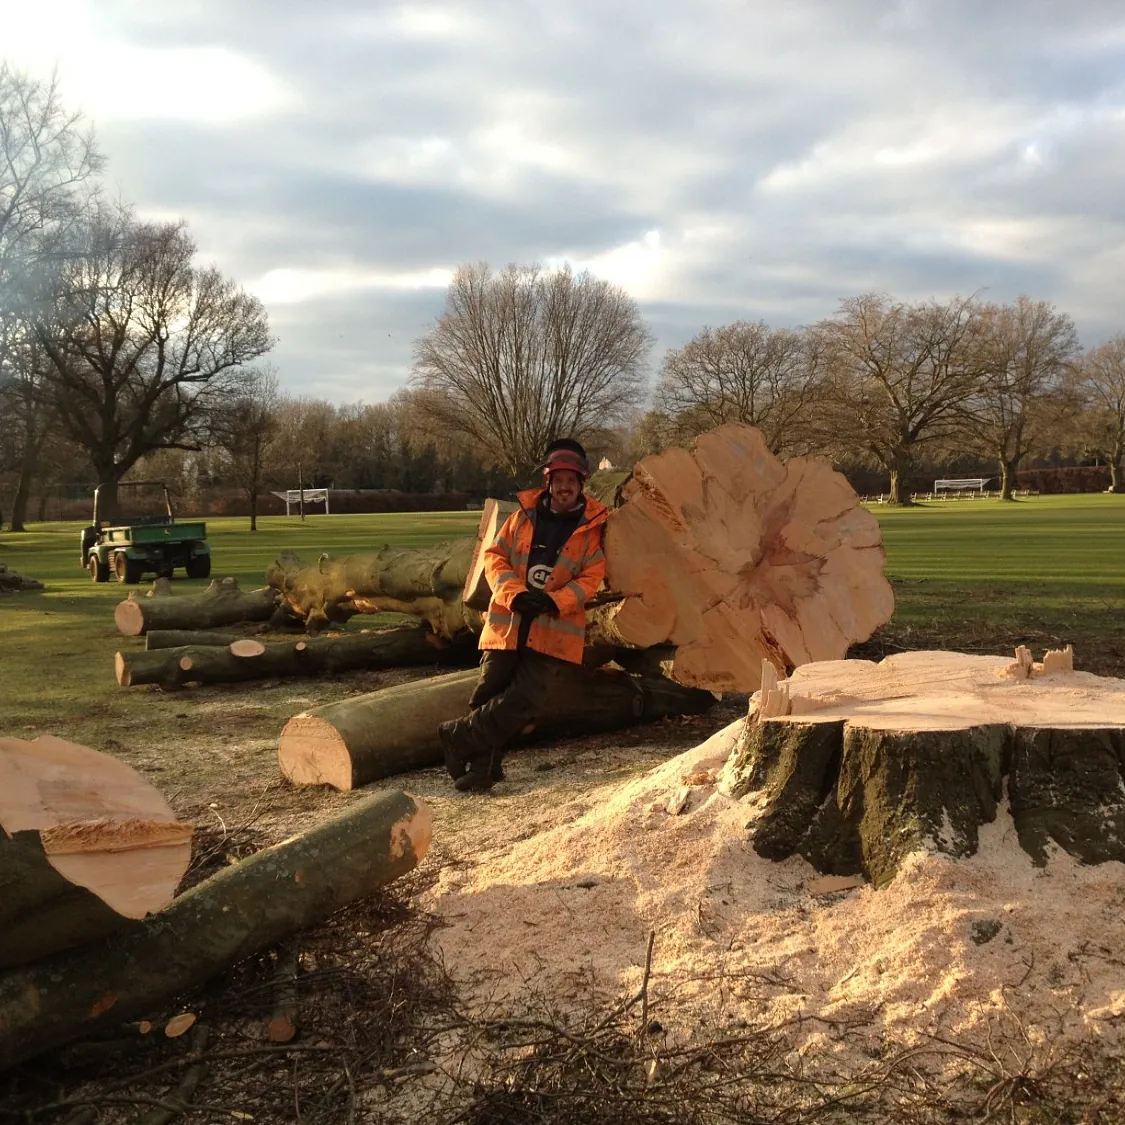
3, 0, 1124, 404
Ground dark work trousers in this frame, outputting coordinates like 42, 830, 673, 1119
455, 648, 568, 762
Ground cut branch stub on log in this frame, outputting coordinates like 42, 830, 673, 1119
718, 649, 1125, 887
114, 577, 280, 637
0, 789, 430, 1069
0, 736, 193, 968
591, 424, 894, 693
266, 542, 480, 637
117, 622, 476, 690
279, 665, 715, 790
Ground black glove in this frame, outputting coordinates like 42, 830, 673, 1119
512, 589, 558, 618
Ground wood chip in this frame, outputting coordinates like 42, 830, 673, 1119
164, 1012, 197, 1038
806, 874, 865, 895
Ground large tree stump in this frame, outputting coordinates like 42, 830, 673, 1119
0, 789, 431, 1069
115, 577, 280, 636
279, 665, 715, 790
0, 736, 193, 968
117, 623, 477, 690
718, 648, 1125, 887
591, 425, 894, 691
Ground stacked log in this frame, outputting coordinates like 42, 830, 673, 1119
0, 736, 193, 968
116, 622, 476, 690
115, 576, 281, 637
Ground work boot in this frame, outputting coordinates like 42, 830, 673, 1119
453, 759, 495, 793
438, 720, 469, 781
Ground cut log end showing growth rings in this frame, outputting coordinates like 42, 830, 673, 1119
597, 424, 895, 693
718, 649, 1125, 889
0, 735, 193, 968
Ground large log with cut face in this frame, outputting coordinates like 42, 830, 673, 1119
718, 648, 1125, 887
0, 789, 431, 1069
589, 425, 894, 692
264, 425, 894, 692
278, 665, 715, 790
0, 736, 193, 968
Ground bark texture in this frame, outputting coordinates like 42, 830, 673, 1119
279, 665, 715, 790
0, 789, 430, 1069
266, 542, 480, 637
718, 649, 1125, 886
0, 736, 192, 968
0, 562, 44, 593
114, 577, 280, 636
117, 624, 477, 689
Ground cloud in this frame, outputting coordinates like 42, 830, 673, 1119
3, 0, 1125, 401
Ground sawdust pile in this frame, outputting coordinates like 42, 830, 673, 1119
425, 720, 1125, 1066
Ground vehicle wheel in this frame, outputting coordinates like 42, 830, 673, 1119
88, 554, 109, 583
114, 552, 144, 584
186, 555, 211, 579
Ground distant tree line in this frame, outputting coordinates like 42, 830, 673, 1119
4, 64, 1125, 534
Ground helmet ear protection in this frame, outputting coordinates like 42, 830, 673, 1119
540, 448, 589, 481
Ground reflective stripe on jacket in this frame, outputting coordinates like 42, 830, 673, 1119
479, 487, 608, 664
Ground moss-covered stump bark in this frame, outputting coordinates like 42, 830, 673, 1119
0, 736, 192, 969
0, 789, 431, 1069
114, 577, 280, 636
280, 664, 715, 790
718, 650, 1125, 887
117, 623, 477, 689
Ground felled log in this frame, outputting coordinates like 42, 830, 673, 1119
279, 665, 715, 790
718, 647, 1125, 888
589, 425, 894, 691
462, 499, 518, 611
0, 789, 431, 1069
264, 425, 893, 692
115, 577, 281, 637
116, 623, 477, 689
0, 562, 44, 593
145, 629, 243, 650
0, 736, 193, 969
266, 541, 479, 636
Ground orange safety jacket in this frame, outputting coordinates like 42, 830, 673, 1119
479, 487, 608, 665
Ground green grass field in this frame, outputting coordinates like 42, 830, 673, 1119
1, 495, 1124, 756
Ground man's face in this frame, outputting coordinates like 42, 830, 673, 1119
548, 469, 582, 511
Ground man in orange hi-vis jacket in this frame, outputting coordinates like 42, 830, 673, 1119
438, 438, 609, 792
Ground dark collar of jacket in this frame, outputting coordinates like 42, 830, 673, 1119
515, 486, 609, 529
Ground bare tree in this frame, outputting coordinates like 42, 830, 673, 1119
0, 64, 102, 324
209, 366, 280, 530
656, 321, 822, 454
1076, 336, 1125, 493
817, 294, 985, 504
32, 203, 272, 519
966, 297, 1080, 500
411, 263, 652, 477
0, 65, 103, 530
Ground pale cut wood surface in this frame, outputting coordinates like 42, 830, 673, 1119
764, 647, 1123, 729
601, 424, 894, 693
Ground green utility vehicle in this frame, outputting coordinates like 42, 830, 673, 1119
81, 481, 211, 584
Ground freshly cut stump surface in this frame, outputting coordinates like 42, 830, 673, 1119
720, 649, 1125, 886
0, 736, 193, 967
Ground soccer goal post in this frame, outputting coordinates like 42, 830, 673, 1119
932, 478, 990, 495
274, 488, 330, 515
